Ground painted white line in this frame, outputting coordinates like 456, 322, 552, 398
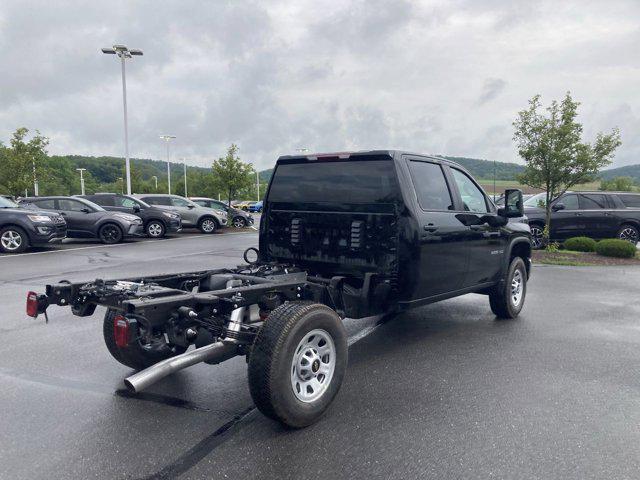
0, 231, 257, 259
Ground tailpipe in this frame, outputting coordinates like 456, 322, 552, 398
124, 341, 238, 393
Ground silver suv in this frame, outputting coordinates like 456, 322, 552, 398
135, 194, 227, 233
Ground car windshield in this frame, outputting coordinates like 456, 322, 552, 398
524, 193, 547, 208
0, 197, 19, 208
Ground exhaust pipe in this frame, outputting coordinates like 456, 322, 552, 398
124, 341, 238, 393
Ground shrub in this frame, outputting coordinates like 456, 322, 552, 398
563, 237, 597, 252
595, 239, 637, 258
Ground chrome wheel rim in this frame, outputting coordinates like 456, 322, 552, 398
530, 226, 543, 249
619, 227, 638, 244
290, 329, 336, 403
201, 219, 215, 233
233, 218, 245, 228
148, 223, 163, 237
511, 269, 524, 307
1, 230, 22, 251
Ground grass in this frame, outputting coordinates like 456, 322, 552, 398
532, 248, 640, 266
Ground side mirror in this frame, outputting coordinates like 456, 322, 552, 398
132, 205, 141, 213
552, 203, 565, 211
187, 205, 195, 209
81, 208, 91, 213
497, 189, 523, 218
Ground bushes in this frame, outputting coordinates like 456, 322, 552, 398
595, 239, 637, 258
563, 237, 597, 252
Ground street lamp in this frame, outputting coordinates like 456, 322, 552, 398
159, 135, 176, 194
295, 148, 309, 153
76, 168, 86, 195
256, 171, 260, 201
151, 175, 158, 190
182, 159, 188, 197
102, 44, 143, 195
117, 177, 124, 194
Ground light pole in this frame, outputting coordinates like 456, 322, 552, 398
32, 160, 39, 196
256, 171, 260, 201
76, 168, 86, 195
101, 44, 143, 195
159, 135, 176, 194
295, 148, 308, 153
151, 175, 158, 190
183, 160, 188, 197
118, 177, 124, 194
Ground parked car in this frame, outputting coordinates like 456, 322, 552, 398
80, 193, 182, 238
33, 150, 530, 428
189, 197, 254, 228
525, 191, 640, 248
0, 196, 66, 253
19, 196, 143, 244
248, 201, 263, 213
235, 201, 257, 211
135, 194, 227, 233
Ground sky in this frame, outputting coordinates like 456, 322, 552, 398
0, 0, 638, 171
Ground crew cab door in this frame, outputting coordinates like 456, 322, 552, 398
405, 158, 468, 298
447, 167, 505, 287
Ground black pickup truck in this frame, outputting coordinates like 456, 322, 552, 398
27, 150, 531, 427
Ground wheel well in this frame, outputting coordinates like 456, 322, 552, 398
619, 221, 640, 231
199, 215, 219, 228
510, 241, 531, 277
146, 218, 166, 227
0, 223, 30, 240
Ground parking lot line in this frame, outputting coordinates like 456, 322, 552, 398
0, 231, 257, 259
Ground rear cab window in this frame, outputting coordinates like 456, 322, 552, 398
407, 160, 453, 211
579, 194, 608, 209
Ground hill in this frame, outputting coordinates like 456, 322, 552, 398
599, 164, 640, 182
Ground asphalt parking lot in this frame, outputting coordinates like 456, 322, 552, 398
2, 231, 640, 479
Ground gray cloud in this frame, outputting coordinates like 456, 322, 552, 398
0, 0, 639, 170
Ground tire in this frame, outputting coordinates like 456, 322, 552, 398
0, 225, 29, 253
248, 302, 348, 428
146, 220, 166, 238
103, 309, 187, 370
198, 217, 217, 234
489, 257, 527, 319
232, 216, 247, 228
617, 224, 639, 245
98, 223, 123, 244
529, 223, 545, 250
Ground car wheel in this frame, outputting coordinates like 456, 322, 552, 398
248, 302, 348, 428
99, 223, 123, 244
198, 217, 217, 234
146, 220, 166, 238
0, 226, 29, 253
489, 256, 527, 319
617, 224, 639, 245
103, 309, 187, 370
529, 224, 545, 249
232, 216, 247, 228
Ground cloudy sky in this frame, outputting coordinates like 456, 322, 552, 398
0, 0, 638, 170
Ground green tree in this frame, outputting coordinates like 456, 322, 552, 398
599, 176, 634, 192
0, 127, 49, 196
211, 144, 255, 205
513, 93, 621, 244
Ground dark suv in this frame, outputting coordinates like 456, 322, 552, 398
19, 196, 143, 244
0, 196, 66, 253
81, 194, 182, 238
525, 191, 640, 248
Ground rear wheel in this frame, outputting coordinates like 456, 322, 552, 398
99, 223, 123, 244
103, 309, 187, 370
232, 216, 247, 228
489, 257, 527, 319
198, 217, 217, 234
530, 224, 544, 249
617, 224, 639, 245
146, 220, 166, 238
0, 226, 29, 253
248, 302, 348, 428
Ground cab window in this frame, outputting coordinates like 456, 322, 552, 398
115, 197, 140, 208
450, 169, 489, 213
408, 161, 453, 211
558, 194, 579, 210
91, 195, 115, 207
143, 197, 171, 206
579, 194, 607, 209
171, 197, 191, 207
33, 199, 56, 209
58, 199, 89, 212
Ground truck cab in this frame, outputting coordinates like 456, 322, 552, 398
260, 150, 531, 312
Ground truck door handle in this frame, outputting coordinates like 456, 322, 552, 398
423, 225, 437, 232
574, 212, 583, 216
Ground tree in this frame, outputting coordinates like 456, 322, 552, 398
513, 93, 621, 243
211, 144, 255, 205
0, 128, 49, 196
600, 176, 634, 192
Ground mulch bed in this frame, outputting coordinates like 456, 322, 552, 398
532, 250, 640, 266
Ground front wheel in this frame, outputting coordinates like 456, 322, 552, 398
529, 224, 544, 250
489, 257, 527, 319
248, 302, 348, 428
99, 223, 123, 244
617, 224, 639, 245
0, 226, 29, 253
103, 309, 187, 370
232, 216, 247, 228
198, 217, 217, 234
146, 220, 166, 238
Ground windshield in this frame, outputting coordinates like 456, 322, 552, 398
0, 196, 19, 208
524, 193, 547, 208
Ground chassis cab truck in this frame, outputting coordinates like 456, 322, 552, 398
27, 150, 531, 427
